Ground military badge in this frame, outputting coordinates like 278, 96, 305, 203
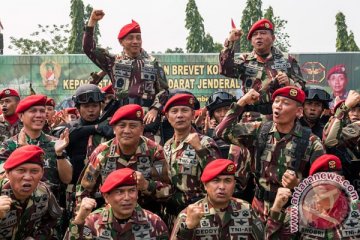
189, 97, 194, 105
289, 89, 298, 97
265, 22, 270, 28
136, 110, 141, 118
227, 164, 235, 173
328, 160, 336, 169
4, 90, 10, 95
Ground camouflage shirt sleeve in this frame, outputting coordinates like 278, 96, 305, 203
0, 138, 18, 173
287, 56, 305, 89
215, 103, 261, 146
64, 215, 97, 240
219, 39, 243, 79
265, 208, 298, 240
151, 60, 169, 110
198, 135, 222, 167
170, 208, 196, 240
323, 103, 349, 147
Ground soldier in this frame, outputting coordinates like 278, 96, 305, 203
43, 97, 56, 134
83, 10, 168, 136
163, 93, 221, 219
215, 86, 325, 223
266, 154, 360, 239
77, 104, 171, 215
327, 64, 350, 109
65, 168, 169, 239
323, 90, 360, 196
0, 145, 62, 239
0, 88, 22, 143
171, 159, 264, 239
299, 86, 332, 139
219, 19, 304, 114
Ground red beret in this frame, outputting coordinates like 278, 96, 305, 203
0, 88, 19, 99
272, 86, 305, 104
16, 95, 47, 113
247, 18, 274, 40
201, 159, 236, 183
109, 104, 143, 125
100, 168, 136, 193
65, 107, 78, 115
101, 84, 115, 95
164, 94, 195, 112
46, 98, 56, 107
118, 20, 141, 40
309, 154, 342, 176
327, 64, 346, 80
4, 145, 45, 171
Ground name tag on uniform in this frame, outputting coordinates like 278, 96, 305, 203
229, 226, 252, 234
195, 227, 219, 236
341, 228, 360, 237
299, 226, 325, 237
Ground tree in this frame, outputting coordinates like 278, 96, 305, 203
165, 47, 184, 53
348, 31, 359, 51
68, 0, 85, 54
335, 12, 349, 52
85, 4, 101, 44
238, 0, 263, 53
264, 6, 290, 52
8, 24, 70, 54
185, 0, 223, 53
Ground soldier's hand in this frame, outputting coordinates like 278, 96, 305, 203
135, 171, 149, 191
90, 10, 105, 22
18, 128, 28, 147
282, 169, 299, 189
237, 89, 260, 107
345, 90, 360, 109
74, 197, 97, 224
275, 71, 290, 86
144, 108, 158, 125
228, 28, 243, 42
185, 133, 202, 151
55, 128, 70, 156
0, 195, 12, 219
271, 187, 292, 213
185, 203, 205, 229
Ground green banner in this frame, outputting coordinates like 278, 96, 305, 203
0, 53, 359, 106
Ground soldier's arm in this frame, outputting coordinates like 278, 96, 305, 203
341, 122, 360, 146
265, 208, 298, 240
170, 211, 196, 240
198, 136, 222, 167
288, 56, 305, 89
308, 135, 326, 165
219, 39, 244, 78
215, 102, 260, 146
142, 144, 172, 200
323, 103, 349, 147
64, 215, 96, 240
230, 144, 252, 190
149, 213, 169, 239
151, 61, 169, 110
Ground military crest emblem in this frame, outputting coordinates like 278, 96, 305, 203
289, 89, 298, 97
328, 160, 336, 169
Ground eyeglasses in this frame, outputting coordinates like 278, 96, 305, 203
74, 92, 104, 104
305, 89, 331, 102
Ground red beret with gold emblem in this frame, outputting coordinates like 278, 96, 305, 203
164, 93, 195, 112
309, 154, 342, 176
100, 168, 137, 193
201, 159, 236, 183
118, 20, 141, 40
16, 95, 47, 113
0, 88, 20, 100
272, 86, 305, 104
327, 64, 347, 80
4, 145, 45, 171
109, 104, 143, 125
46, 97, 56, 107
101, 84, 115, 95
247, 18, 274, 40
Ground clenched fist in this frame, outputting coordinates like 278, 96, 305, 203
185, 203, 205, 229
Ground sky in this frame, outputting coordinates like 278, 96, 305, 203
0, 0, 359, 54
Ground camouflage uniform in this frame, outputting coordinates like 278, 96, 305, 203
215, 103, 325, 222
219, 45, 304, 113
83, 26, 168, 110
171, 196, 264, 240
64, 204, 169, 240
265, 200, 360, 239
77, 136, 171, 212
0, 179, 62, 240
163, 128, 221, 215
0, 132, 66, 195
0, 115, 22, 143
323, 104, 360, 196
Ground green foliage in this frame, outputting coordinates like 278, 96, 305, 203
335, 12, 359, 52
165, 47, 184, 53
264, 6, 290, 52
68, 0, 85, 53
8, 24, 70, 54
185, 0, 221, 53
348, 31, 359, 51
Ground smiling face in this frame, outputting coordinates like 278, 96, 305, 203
120, 33, 142, 58
19, 106, 47, 131
6, 163, 44, 201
